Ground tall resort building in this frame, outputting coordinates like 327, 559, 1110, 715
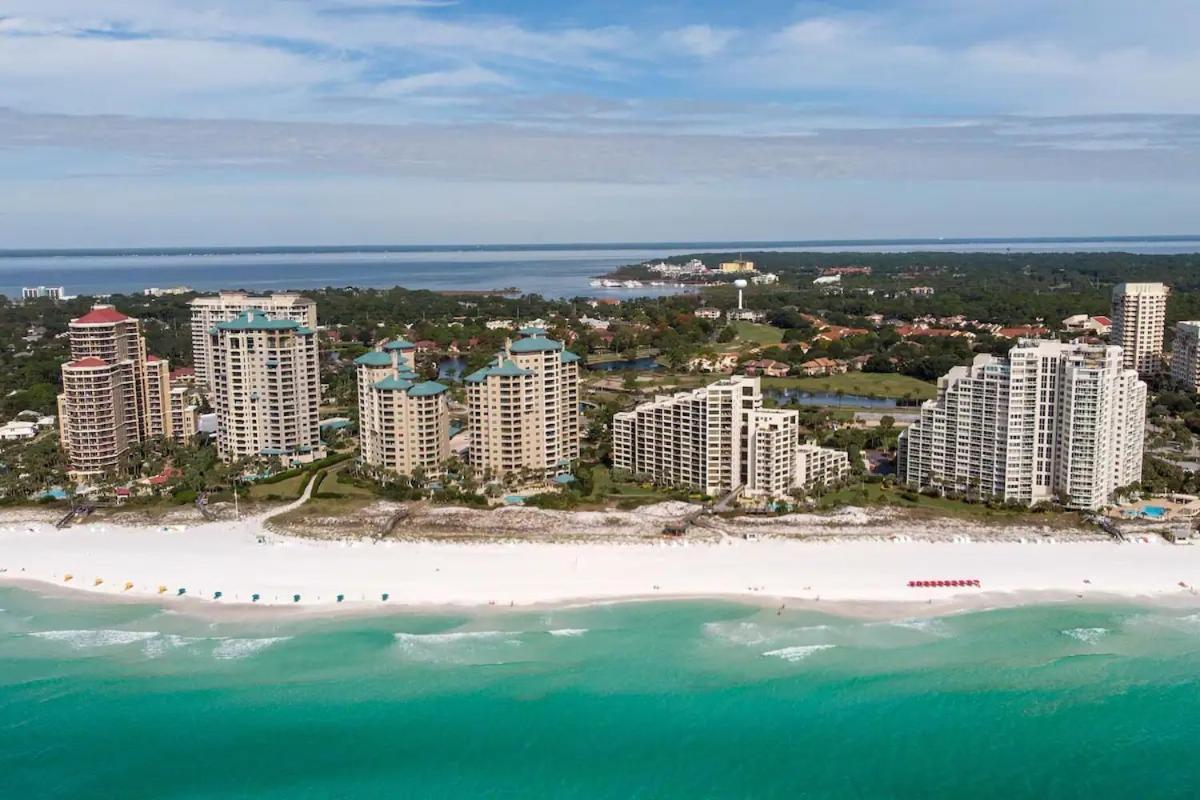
1111, 282, 1169, 374
57, 305, 151, 479
612, 375, 849, 498
190, 292, 317, 385
355, 338, 450, 479
209, 310, 324, 465
897, 339, 1145, 510
145, 355, 202, 446
1170, 321, 1200, 392
465, 328, 580, 480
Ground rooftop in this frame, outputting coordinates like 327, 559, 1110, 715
465, 358, 534, 382
214, 310, 303, 332
354, 350, 393, 367
65, 356, 108, 368
73, 306, 131, 325
373, 376, 414, 391
408, 380, 449, 397
509, 335, 563, 353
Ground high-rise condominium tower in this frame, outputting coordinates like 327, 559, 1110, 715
897, 339, 1145, 510
209, 310, 324, 465
355, 338, 450, 479
190, 292, 317, 385
1111, 282, 1168, 374
465, 328, 580, 480
57, 305, 151, 478
1170, 321, 1200, 392
612, 375, 849, 497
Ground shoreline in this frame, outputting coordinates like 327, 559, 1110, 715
3, 510, 1199, 621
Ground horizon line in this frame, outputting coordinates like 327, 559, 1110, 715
4, 233, 1200, 257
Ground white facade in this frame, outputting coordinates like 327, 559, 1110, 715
1171, 321, 1200, 392
210, 310, 324, 465
897, 339, 1145, 510
797, 444, 851, 489
613, 375, 850, 498
22, 286, 65, 301
1112, 282, 1168, 374
190, 292, 317, 386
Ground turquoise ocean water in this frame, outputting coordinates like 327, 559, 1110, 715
2, 586, 1199, 798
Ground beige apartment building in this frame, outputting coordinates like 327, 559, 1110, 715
897, 339, 1145, 510
190, 292, 317, 385
356, 339, 450, 479
612, 375, 850, 498
209, 310, 324, 465
1170, 321, 1200, 392
145, 355, 202, 445
465, 328, 581, 480
57, 305, 151, 479
1111, 282, 1169, 374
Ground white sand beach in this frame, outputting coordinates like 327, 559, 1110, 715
2, 508, 1199, 613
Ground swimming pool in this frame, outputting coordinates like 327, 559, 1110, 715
1141, 505, 1168, 520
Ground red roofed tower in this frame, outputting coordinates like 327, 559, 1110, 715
58, 305, 152, 479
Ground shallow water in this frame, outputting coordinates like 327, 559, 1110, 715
2, 587, 1198, 798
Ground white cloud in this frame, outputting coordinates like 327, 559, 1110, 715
668, 25, 735, 58
371, 66, 511, 96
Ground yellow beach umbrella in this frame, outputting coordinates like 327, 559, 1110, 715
157, 585, 168, 594
63, 574, 73, 582
123, 581, 134, 591
93, 578, 103, 586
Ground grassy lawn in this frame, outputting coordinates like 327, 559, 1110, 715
732, 322, 784, 345
247, 471, 312, 499
326, 464, 378, 498
762, 372, 936, 401
586, 465, 695, 504
818, 482, 1085, 527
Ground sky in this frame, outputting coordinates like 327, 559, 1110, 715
2, 0, 1199, 247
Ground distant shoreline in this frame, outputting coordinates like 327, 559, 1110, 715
4, 234, 1200, 258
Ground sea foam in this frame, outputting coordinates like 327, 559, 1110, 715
547, 628, 588, 637
762, 644, 836, 662
212, 637, 291, 660
30, 629, 158, 649
1062, 627, 1110, 645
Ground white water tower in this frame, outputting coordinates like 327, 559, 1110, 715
734, 278, 748, 310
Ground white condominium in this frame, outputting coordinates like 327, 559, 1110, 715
209, 310, 324, 465
57, 305, 151, 478
1170, 321, 1200, 392
897, 339, 1145, 510
1111, 282, 1168, 374
614, 376, 756, 496
355, 338, 450, 479
797, 444, 851, 489
190, 292, 317, 385
612, 375, 849, 497
465, 328, 581, 479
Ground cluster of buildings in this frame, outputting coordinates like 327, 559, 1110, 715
57, 293, 323, 480
43, 274, 1199, 515
895, 283, 1185, 510
612, 376, 849, 499
897, 339, 1145, 510
56, 306, 203, 479
1103, 281, 1200, 393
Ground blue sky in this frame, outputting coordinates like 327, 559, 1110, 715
2, 0, 1199, 246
